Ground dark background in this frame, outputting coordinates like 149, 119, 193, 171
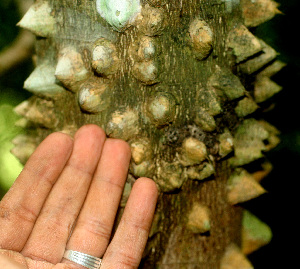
245, 0, 300, 267
0, 0, 32, 104
0, 0, 299, 267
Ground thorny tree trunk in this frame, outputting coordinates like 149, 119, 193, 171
13, 0, 283, 268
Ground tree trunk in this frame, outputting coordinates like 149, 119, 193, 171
13, 0, 283, 268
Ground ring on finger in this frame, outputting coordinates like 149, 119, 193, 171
63, 250, 102, 269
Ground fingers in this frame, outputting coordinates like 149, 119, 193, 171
101, 178, 158, 269
0, 123, 158, 269
64, 139, 131, 258
21, 125, 106, 264
0, 132, 73, 251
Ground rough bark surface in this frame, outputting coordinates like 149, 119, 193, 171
144, 163, 243, 268
14, 0, 282, 268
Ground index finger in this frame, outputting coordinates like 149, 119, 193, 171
0, 132, 73, 251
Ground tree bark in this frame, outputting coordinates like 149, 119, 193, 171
13, 0, 282, 268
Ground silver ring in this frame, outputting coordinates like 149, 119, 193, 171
63, 250, 102, 269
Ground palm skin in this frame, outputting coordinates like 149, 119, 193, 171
0, 125, 158, 269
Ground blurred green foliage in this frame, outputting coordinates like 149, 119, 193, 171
0, 104, 23, 191
0, 0, 32, 196
246, 1, 300, 267
255, 0, 300, 151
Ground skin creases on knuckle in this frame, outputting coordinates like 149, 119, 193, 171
0, 203, 36, 225
103, 247, 139, 269
0, 205, 10, 221
80, 218, 111, 241
117, 251, 140, 269
15, 203, 38, 224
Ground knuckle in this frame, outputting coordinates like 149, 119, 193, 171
0, 205, 11, 221
81, 217, 111, 241
118, 251, 139, 268
15, 203, 38, 224
0, 203, 37, 224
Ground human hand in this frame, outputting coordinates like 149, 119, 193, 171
0, 125, 158, 269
